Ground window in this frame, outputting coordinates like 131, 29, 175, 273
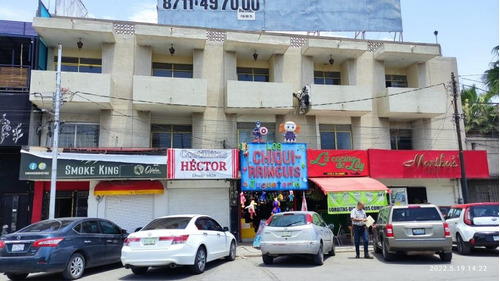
390, 129, 412, 150
237, 122, 276, 144
237, 67, 269, 82
100, 220, 121, 234
59, 123, 99, 148
54, 57, 102, 73
152, 63, 193, 78
314, 71, 341, 85
319, 124, 352, 149
151, 124, 191, 148
385, 75, 408, 88
78, 221, 100, 234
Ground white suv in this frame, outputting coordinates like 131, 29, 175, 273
446, 202, 499, 255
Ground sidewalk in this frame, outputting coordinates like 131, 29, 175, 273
236, 242, 356, 258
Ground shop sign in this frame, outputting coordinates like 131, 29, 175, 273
308, 150, 369, 177
19, 148, 167, 180
167, 149, 239, 179
327, 191, 388, 214
240, 143, 307, 191
368, 149, 490, 179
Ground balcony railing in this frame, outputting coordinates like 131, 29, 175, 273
0, 65, 30, 92
307, 84, 372, 116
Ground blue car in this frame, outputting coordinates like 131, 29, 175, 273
0, 217, 127, 280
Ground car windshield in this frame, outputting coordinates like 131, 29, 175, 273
142, 217, 191, 230
18, 220, 73, 233
392, 207, 441, 222
268, 214, 306, 227
470, 205, 499, 218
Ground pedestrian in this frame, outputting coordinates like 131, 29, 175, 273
350, 201, 373, 259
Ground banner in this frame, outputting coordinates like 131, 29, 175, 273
368, 149, 490, 179
240, 142, 307, 191
167, 149, 239, 179
308, 149, 368, 177
327, 191, 388, 214
158, 0, 403, 32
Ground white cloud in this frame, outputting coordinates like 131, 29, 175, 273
128, 3, 157, 24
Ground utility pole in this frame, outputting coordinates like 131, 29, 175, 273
451, 72, 469, 203
49, 44, 62, 219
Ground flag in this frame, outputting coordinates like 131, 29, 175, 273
301, 191, 308, 211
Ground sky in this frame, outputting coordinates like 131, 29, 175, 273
1, 0, 498, 93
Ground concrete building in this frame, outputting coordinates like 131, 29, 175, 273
26, 15, 483, 233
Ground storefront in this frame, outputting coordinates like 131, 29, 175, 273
368, 149, 491, 206
239, 142, 308, 241
19, 146, 168, 233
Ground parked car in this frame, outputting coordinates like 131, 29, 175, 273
121, 214, 236, 275
372, 204, 452, 262
259, 211, 335, 265
0, 217, 128, 280
445, 202, 499, 255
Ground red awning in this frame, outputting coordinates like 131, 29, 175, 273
310, 177, 390, 195
94, 180, 164, 196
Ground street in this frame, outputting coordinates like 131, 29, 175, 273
0, 247, 497, 281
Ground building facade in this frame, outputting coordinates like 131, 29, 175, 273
25, 14, 482, 235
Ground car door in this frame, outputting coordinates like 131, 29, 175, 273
99, 219, 124, 264
313, 214, 333, 250
446, 208, 462, 242
78, 220, 106, 266
206, 218, 228, 258
195, 217, 220, 261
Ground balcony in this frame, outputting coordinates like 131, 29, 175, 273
133, 75, 207, 114
225, 80, 293, 114
30, 71, 111, 113
374, 43, 440, 68
302, 38, 367, 65
307, 84, 372, 116
377, 87, 447, 120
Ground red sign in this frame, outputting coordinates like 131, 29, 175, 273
368, 149, 490, 179
307, 150, 369, 177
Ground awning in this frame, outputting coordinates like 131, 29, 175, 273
94, 180, 164, 196
310, 177, 390, 195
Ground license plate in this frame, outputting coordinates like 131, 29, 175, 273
494, 236, 499, 241
412, 228, 425, 235
142, 238, 157, 246
11, 244, 24, 252
282, 231, 292, 237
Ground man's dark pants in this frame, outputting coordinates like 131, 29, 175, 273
353, 225, 369, 257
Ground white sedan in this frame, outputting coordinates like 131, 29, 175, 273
121, 214, 237, 275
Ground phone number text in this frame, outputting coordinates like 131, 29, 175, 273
162, 0, 260, 11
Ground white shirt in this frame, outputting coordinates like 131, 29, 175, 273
350, 207, 366, 226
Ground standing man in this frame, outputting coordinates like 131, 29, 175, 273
350, 201, 373, 259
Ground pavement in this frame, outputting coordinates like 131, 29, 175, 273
236, 242, 356, 258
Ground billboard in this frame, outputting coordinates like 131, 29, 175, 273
157, 0, 403, 32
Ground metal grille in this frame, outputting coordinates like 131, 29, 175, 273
207, 30, 225, 42
368, 41, 383, 52
114, 23, 135, 35
290, 37, 306, 48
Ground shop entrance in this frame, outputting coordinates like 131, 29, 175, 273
1, 194, 30, 233
42, 191, 88, 219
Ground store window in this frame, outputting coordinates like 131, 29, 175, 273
237, 67, 269, 82
385, 75, 408, 88
314, 71, 341, 85
54, 57, 102, 73
237, 122, 276, 144
58, 123, 99, 148
152, 63, 193, 78
42, 191, 88, 219
151, 124, 192, 148
319, 124, 352, 149
390, 129, 412, 150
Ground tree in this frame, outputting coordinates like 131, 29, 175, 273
483, 45, 499, 97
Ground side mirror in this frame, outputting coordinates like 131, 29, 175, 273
327, 224, 335, 230
121, 229, 128, 235
223, 226, 229, 232
134, 227, 143, 232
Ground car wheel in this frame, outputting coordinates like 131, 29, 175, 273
328, 242, 335, 256
439, 252, 452, 262
312, 243, 324, 265
262, 254, 274, 265
374, 237, 382, 253
457, 234, 471, 255
225, 240, 236, 261
382, 240, 394, 262
5, 273, 28, 280
190, 246, 207, 274
131, 266, 148, 275
62, 253, 85, 280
